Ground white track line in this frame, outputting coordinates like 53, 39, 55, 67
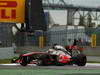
86, 63, 100, 66
0, 63, 100, 66
0, 63, 36, 66
0, 63, 20, 66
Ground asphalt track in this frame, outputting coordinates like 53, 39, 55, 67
0, 63, 100, 75
0, 63, 100, 70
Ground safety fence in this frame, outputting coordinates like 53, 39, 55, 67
0, 26, 100, 47
14, 27, 100, 47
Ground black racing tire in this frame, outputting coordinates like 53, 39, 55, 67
76, 54, 87, 66
20, 56, 28, 66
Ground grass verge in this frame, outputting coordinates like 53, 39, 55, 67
0, 59, 11, 64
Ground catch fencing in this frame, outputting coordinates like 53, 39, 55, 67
46, 29, 90, 46
0, 25, 100, 47
14, 27, 100, 47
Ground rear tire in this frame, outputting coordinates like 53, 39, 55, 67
76, 54, 87, 66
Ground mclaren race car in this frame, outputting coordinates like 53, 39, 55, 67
11, 45, 87, 66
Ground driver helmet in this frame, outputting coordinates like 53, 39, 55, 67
54, 45, 66, 51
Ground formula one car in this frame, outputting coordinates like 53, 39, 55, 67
11, 46, 87, 66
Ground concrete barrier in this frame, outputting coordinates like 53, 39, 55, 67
0, 47, 14, 59
84, 46, 100, 56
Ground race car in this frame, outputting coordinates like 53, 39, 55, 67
11, 45, 87, 66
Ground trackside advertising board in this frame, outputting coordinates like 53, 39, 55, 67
91, 34, 96, 47
0, 0, 25, 23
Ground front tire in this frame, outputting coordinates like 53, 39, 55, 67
20, 56, 28, 66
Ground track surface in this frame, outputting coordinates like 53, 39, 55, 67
0, 63, 100, 69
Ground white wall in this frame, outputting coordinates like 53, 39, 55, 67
0, 47, 14, 59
